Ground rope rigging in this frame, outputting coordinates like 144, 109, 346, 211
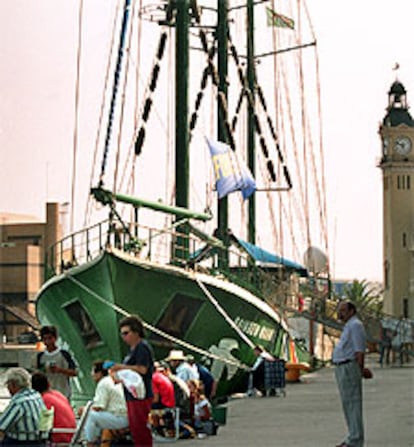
134, 31, 168, 155
98, 0, 133, 188
65, 272, 251, 371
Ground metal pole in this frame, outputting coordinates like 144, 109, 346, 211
217, 0, 229, 270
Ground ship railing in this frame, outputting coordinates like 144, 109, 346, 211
45, 219, 112, 279
45, 217, 289, 301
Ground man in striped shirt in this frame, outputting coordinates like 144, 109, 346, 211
0, 368, 47, 446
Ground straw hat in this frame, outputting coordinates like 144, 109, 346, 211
165, 349, 187, 362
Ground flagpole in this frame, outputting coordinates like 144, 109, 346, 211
255, 41, 316, 59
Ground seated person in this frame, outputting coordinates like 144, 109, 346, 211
188, 380, 213, 434
248, 345, 275, 396
81, 361, 128, 447
31, 371, 76, 445
158, 361, 191, 421
165, 350, 198, 382
187, 356, 217, 400
0, 367, 46, 446
152, 362, 175, 409
150, 362, 176, 435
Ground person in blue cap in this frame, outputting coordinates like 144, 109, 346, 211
81, 360, 128, 447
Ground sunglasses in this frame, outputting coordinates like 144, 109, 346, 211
120, 330, 131, 336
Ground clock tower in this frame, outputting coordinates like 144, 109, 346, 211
379, 79, 414, 318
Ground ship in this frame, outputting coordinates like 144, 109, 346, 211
35, 0, 329, 401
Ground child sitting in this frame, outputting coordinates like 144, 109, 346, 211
188, 379, 216, 435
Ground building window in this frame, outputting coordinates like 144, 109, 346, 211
403, 232, 407, 247
7, 235, 41, 246
384, 260, 389, 289
403, 298, 408, 318
397, 175, 411, 190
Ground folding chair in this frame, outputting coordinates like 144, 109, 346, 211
39, 406, 55, 435
69, 400, 93, 446
49, 400, 93, 446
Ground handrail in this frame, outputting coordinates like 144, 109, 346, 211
44, 217, 264, 294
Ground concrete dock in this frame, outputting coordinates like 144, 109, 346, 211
170, 355, 413, 447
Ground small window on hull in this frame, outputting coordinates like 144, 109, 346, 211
64, 301, 102, 349
149, 293, 202, 345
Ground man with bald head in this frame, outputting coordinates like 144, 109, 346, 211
332, 301, 370, 447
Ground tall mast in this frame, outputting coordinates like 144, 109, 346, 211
247, 0, 256, 244
217, 0, 229, 269
174, 0, 190, 260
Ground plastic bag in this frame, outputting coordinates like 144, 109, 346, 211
115, 369, 146, 399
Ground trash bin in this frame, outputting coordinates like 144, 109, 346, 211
212, 406, 227, 425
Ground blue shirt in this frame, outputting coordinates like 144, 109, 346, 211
333, 315, 366, 363
0, 388, 46, 441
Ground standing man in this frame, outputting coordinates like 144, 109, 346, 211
0, 368, 46, 446
111, 315, 154, 447
36, 326, 77, 399
333, 301, 371, 447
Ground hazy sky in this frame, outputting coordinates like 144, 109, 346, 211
1, 0, 413, 283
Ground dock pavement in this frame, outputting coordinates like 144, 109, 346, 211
161, 354, 413, 447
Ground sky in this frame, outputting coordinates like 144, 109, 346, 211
1, 0, 413, 283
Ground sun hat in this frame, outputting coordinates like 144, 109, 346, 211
165, 349, 187, 362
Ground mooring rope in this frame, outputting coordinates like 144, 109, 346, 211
64, 272, 250, 371
194, 277, 255, 349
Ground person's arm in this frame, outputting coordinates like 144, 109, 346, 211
51, 350, 77, 377
200, 399, 211, 421
152, 377, 160, 404
152, 392, 160, 404
351, 322, 366, 373
355, 351, 364, 372
111, 363, 148, 375
92, 379, 110, 411
49, 365, 77, 377
0, 401, 20, 437
210, 380, 217, 399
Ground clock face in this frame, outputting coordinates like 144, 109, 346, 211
394, 136, 412, 155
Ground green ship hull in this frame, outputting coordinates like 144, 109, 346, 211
36, 247, 302, 401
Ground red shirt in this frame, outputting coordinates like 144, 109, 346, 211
152, 371, 175, 408
42, 389, 76, 443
